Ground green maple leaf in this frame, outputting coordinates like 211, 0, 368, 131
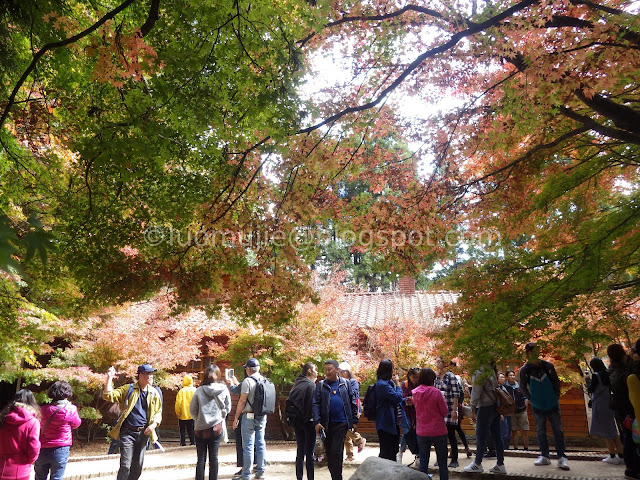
0, 215, 21, 275
23, 214, 57, 265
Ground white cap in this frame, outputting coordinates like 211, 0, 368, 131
338, 362, 351, 372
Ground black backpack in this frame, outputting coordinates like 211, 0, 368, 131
248, 376, 276, 416
362, 384, 377, 421
512, 385, 526, 411
284, 397, 303, 427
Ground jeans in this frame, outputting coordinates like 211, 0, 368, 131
399, 408, 412, 453
34, 445, 70, 480
180, 419, 195, 446
195, 429, 222, 480
241, 413, 267, 479
295, 421, 316, 480
475, 405, 504, 465
377, 429, 400, 461
323, 422, 348, 480
417, 434, 448, 480
117, 430, 149, 480
500, 415, 511, 449
532, 405, 566, 458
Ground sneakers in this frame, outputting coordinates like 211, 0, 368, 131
463, 462, 484, 473
603, 455, 625, 465
448, 461, 459, 468
358, 438, 366, 453
489, 463, 507, 474
534, 455, 551, 466
625, 470, 640, 479
254, 474, 265, 480
558, 456, 570, 470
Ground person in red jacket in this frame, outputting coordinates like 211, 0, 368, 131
0, 389, 41, 480
412, 368, 449, 480
34, 381, 82, 480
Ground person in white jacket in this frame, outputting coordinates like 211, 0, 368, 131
190, 365, 232, 480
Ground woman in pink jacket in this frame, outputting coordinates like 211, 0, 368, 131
0, 389, 41, 480
412, 367, 449, 480
34, 381, 82, 480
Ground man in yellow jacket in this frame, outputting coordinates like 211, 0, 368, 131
103, 364, 163, 480
175, 374, 196, 446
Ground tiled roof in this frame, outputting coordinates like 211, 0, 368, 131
117, 296, 236, 332
107, 289, 457, 332
341, 291, 459, 329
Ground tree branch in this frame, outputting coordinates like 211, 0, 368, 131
0, 0, 137, 131
297, 0, 539, 134
574, 90, 640, 135
1, 0, 163, 133
325, 5, 444, 29
139, 0, 161, 37
569, 0, 634, 17
298, 4, 446, 48
560, 105, 640, 145
461, 126, 589, 188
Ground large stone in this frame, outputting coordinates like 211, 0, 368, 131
348, 457, 432, 480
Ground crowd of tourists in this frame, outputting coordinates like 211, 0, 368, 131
4, 338, 640, 480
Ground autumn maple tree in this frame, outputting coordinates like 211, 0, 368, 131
1, 0, 639, 375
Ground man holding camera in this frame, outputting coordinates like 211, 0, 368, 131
103, 364, 163, 480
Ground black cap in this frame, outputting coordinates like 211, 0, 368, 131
525, 342, 537, 353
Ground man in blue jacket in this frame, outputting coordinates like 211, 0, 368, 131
312, 359, 358, 480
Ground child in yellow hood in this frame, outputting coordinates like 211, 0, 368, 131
175, 375, 197, 446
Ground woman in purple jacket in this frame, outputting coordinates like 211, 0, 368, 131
34, 381, 82, 480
